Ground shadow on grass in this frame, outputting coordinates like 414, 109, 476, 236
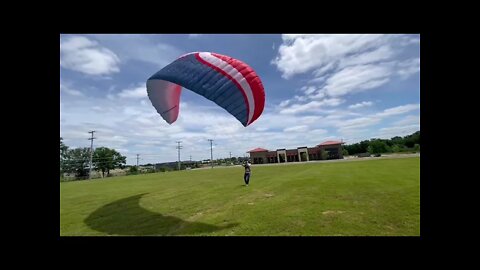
84, 193, 238, 236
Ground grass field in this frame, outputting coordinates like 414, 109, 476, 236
60, 156, 420, 236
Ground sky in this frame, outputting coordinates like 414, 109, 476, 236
60, 34, 420, 165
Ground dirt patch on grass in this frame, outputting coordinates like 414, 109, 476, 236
322, 210, 345, 215
189, 211, 203, 220
293, 220, 306, 227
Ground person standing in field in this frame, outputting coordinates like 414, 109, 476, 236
243, 160, 252, 186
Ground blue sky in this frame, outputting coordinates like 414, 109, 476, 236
60, 34, 420, 165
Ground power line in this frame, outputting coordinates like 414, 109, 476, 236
88, 131, 96, 179
208, 139, 213, 169
176, 141, 182, 170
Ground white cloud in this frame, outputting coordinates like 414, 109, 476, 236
399, 35, 420, 46
249, 113, 316, 131
376, 104, 420, 117
87, 34, 183, 68
339, 45, 394, 69
330, 104, 420, 139
294, 95, 308, 102
377, 125, 420, 139
322, 98, 345, 107
92, 106, 105, 113
394, 115, 420, 126
255, 127, 269, 132
309, 89, 327, 100
284, 125, 309, 132
273, 34, 390, 79
397, 58, 420, 79
279, 100, 291, 107
337, 116, 382, 130
308, 128, 327, 136
302, 86, 316, 95
60, 83, 84, 96
299, 116, 321, 124
63, 89, 83, 96
323, 63, 393, 97
349, 101, 373, 109
123, 107, 142, 116
272, 34, 419, 102
280, 98, 344, 114
118, 84, 147, 99
312, 62, 337, 78
375, 113, 420, 139
188, 34, 202, 38
308, 75, 327, 84
60, 35, 120, 75
204, 122, 242, 135
407, 38, 420, 45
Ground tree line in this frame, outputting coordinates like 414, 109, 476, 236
60, 137, 252, 180
60, 137, 126, 180
343, 131, 420, 156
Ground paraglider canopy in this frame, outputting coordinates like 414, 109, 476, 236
146, 52, 265, 127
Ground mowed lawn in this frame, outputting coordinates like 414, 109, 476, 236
60, 157, 420, 236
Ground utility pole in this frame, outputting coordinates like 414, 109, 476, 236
208, 139, 214, 168
88, 131, 96, 179
176, 141, 182, 170
190, 155, 192, 162
136, 154, 140, 168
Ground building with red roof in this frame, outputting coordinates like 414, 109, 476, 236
247, 148, 269, 153
247, 141, 344, 164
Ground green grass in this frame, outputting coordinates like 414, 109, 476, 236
60, 157, 420, 236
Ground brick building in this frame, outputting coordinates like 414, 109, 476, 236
247, 141, 344, 164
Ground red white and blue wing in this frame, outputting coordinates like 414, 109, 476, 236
147, 52, 265, 127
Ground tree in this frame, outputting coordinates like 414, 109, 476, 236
342, 149, 349, 156
413, 144, 420, 152
343, 131, 420, 155
385, 144, 392, 153
390, 136, 404, 147
391, 144, 402, 153
359, 140, 370, 153
129, 166, 139, 175
368, 140, 389, 154
60, 137, 69, 159
93, 147, 127, 178
60, 137, 69, 178
404, 131, 420, 148
63, 148, 91, 178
